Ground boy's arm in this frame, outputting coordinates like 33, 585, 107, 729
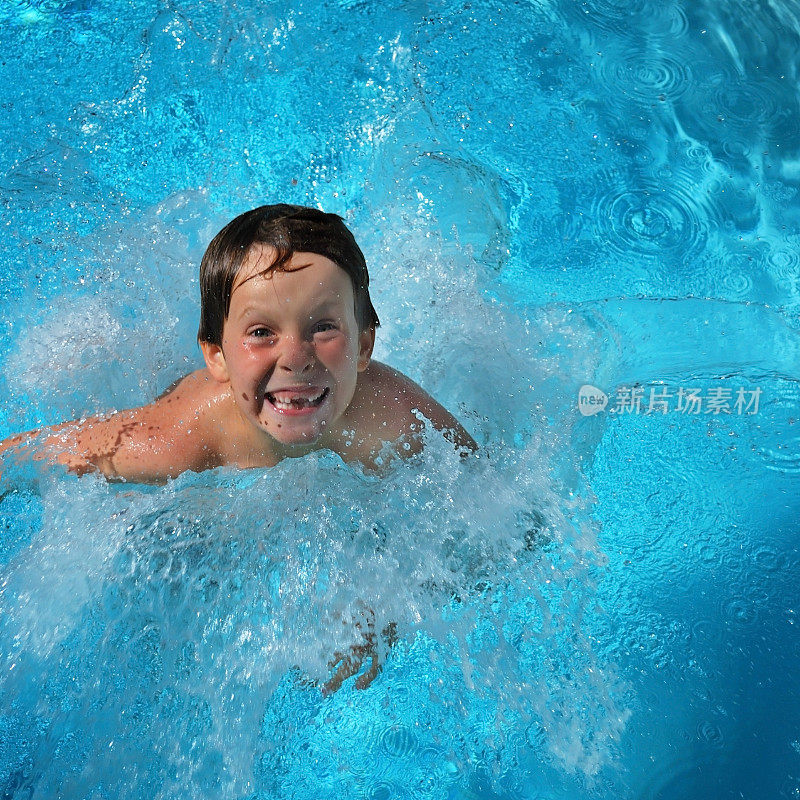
359, 362, 477, 457
404, 382, 477, 453
0, 371, 223, 484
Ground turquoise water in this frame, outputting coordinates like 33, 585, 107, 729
1, 0, 799, 797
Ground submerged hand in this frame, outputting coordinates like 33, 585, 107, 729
323, 619, 397, 696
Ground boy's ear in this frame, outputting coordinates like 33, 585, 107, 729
199, 340, 230, 383
357, 327, 376, 372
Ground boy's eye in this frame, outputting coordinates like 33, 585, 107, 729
313, 321, 338, 334
250, 327, 275, 338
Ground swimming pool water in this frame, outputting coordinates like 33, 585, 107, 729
1, 0, 799, 798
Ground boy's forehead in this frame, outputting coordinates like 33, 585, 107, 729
235, 244, 341, 282
236, 243, 283, 282
231, 246, 354, 303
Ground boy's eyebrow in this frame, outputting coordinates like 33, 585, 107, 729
233, 304, 260, 320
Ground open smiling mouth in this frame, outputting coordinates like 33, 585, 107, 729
265, 387, 329, 411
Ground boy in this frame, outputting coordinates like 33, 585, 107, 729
0, 204, 475, 483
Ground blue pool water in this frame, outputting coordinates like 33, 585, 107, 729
1, 0, 799, 797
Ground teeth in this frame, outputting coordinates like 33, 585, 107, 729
268, 389, 326, 410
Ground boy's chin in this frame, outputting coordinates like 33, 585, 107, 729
266, 423, 326, 449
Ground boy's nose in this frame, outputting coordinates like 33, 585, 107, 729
278, 336, 314, 373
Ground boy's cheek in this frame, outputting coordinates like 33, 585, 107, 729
229, 340, 271, 367
317, 338, 353, 362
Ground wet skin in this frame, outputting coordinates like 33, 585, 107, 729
0, 247, 476, 690
0, 248, 475, 483
199, 247, 376, 460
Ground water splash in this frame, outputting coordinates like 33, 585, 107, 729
0, 427, 629, 797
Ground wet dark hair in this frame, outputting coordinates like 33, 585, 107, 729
198, 204, 380, 345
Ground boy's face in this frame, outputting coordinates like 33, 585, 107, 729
201, 246, 374, 453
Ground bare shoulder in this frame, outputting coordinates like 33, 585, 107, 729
351, 362, 476, 456
87, 368, 229, 481
149, 367, 225, 418
3, 370, 229, 483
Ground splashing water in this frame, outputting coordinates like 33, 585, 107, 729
3, 0, 800, 797
0, 424, 628, 797
0, 192, 631, 797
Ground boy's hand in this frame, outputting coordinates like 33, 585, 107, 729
322, 619, 397, 696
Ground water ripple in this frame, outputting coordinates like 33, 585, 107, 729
379, 724, 419, 758
721, 138, 755, 162
697, 720, 725, 748
592, 183, 710, 259
568, 0, 649, 34
597, 49, 691, 108
767, 244, 800, 282
719, 596, 759, 629
718, 269, 754, 300
567, 0, 687, 39
681, 140, 719, 177
665, 5, 690, 37
760, 435, 800, 474
757, 381, 800, 474
681, 72, 795, 162
690, 618, 724, 647
713, 78, 782, 133
691, 249, 759, 301
752, 546, 789, 574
